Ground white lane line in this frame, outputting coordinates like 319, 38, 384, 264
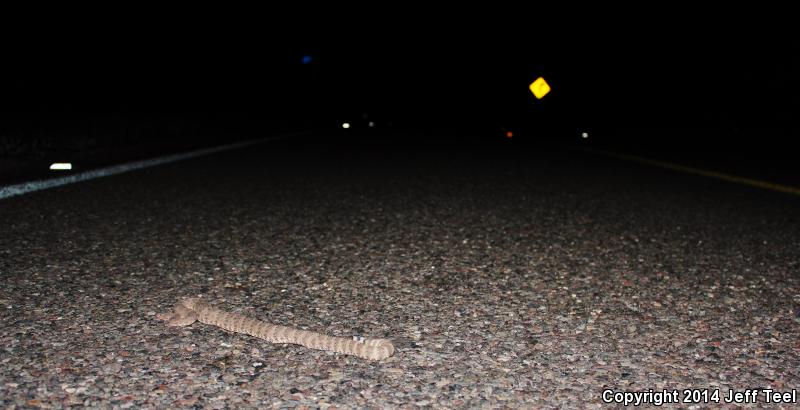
0, 132, 304, 200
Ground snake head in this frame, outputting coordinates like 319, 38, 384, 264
180, 298, 201, 310
157, 298, 203, 327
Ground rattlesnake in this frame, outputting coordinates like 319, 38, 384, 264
158, 298, 394, 361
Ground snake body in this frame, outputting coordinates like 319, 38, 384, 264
160, 298, 394, 361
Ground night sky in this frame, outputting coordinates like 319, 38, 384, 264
2, 18, 797, 157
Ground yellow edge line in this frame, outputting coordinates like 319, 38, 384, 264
581, 147, 800, 196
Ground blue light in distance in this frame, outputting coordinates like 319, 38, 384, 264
302, 55, 313, 65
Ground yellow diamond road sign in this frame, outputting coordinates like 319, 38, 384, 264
529, 77, 551, 99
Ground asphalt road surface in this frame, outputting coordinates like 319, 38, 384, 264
2, 132, 799, 408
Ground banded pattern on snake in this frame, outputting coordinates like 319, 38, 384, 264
159, 298, 394, 361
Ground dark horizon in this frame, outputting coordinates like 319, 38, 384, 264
2, 27, 798, 180
4, 33, 796, 122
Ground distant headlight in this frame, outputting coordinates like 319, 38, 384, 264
50, 163, 72, 170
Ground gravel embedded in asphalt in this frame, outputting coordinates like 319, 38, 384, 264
1, 139, 798, 408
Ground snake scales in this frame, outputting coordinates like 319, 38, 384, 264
159, 298, 394, 361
